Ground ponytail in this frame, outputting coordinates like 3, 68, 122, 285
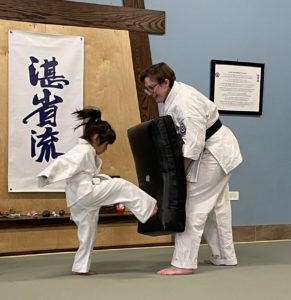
73, 107, 116, 144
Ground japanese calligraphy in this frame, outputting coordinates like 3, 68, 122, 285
23, 56, 70, 162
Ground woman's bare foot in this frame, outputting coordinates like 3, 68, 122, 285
72, 270, 97, 276
151, 204, 158, 217
157, 265, 193, 275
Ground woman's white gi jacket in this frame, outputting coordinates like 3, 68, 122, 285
38, 138, 106, 208
163, 81, 243, 182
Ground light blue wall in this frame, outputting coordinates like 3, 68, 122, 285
74, 0, 291, 226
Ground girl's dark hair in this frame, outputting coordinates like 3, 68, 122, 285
139, 62, 176, 87
73, 107, 116, 145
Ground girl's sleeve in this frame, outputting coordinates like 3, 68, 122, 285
37, 146, 89, 187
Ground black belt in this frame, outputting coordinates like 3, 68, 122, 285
206, 118, 222, 140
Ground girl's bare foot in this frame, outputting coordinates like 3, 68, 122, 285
157, 265, 193, 275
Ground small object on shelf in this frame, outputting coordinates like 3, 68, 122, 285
115, 203, 125, 215
7, 212, 21, 218
27, 210, 39, 218
2, 208, 21, 218
42, 210, 51, 217
59, 209, 65, 216
32, 211, 38, 218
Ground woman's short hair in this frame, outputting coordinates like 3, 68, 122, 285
139, 62, 176, 87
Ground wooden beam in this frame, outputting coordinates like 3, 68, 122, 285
123, 0, 159, 121
0, 0, 165, 34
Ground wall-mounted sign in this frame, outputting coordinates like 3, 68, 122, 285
210, 60, 265, 115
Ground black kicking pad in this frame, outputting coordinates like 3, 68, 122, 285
127, 115, 186, 236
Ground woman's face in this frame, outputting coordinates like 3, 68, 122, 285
91, 134, 109, 155
143, 77, 171, 103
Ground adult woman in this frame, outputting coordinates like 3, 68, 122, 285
140, 62, 242, 275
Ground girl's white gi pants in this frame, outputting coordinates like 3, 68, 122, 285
69, 178, 156, 273
171, 150, 237, 269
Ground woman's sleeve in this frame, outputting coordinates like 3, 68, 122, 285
181, 116, 206, 160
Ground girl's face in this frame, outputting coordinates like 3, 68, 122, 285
91, 134, 109, 155
143, 77, 171, 103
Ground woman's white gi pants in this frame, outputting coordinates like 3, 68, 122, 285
171, 150, 237, 269
69, 178, 156, 273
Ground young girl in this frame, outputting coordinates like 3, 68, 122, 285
38, 108, 157, 275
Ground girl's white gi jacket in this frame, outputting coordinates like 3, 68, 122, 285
38, 138, 107, 208
163, 81, 243, 182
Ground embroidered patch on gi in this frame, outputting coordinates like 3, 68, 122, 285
179, 121, 186, 136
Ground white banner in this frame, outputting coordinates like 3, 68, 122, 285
8, 30, 84, 192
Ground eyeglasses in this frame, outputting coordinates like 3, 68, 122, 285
144, 82, 159, 95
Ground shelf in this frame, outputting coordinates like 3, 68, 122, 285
0, 212, 136, 229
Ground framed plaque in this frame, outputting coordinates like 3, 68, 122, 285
210, 60, 265, 115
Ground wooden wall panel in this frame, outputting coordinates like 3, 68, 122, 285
0, 20, 140, 214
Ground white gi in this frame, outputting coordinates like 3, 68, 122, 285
38, 138, 156, 273
163, 81, 243, 269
